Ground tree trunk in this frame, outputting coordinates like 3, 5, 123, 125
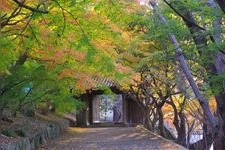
157, 108, 165, 136
167, 98, 187, 146
214, 94, 225, 149
208, 1, 225, 149
144, 107, 152, 130
177, 111, 186, 146
191, 123, 213, 150
168, 0, 225, 148
150, 108, 158, 131
215, 0, 225, 13
149, 1, 218, 136
0, 108, 3, 120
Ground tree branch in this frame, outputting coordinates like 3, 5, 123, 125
52, 0, 86, 36
1, 7, 21, 28
13, 0, 48, 14
162, 0, 205, 31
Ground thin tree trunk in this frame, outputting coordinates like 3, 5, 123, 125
178, 111, 186, 146
172, 0, 225, 148
149, 1, 218, 136
166, 98, 186, 146
151, 108, 158, 131
157, 108, 165, 136
0, 108, 3, 120
190, 123, 213, 150
144, 107, 153, 130
207, 1, 225, 149
215, 0, 225, 13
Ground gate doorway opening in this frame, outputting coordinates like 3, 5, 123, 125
92, 94, 123, 123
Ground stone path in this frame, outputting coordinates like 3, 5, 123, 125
40, 126, 187, 150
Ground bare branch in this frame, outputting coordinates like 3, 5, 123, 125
1, 7, 21, 28
13, 0, 48, 14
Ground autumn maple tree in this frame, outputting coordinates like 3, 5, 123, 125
0, 0, 137, 117
2, 0, 225, 149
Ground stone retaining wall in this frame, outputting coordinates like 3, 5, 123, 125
0, 116, 70, 150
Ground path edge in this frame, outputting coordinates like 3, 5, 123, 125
137, 125, 188, 150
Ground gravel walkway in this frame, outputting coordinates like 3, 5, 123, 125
40, 126, 187, 150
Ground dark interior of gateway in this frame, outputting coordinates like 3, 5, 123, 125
76, 90, 145, 127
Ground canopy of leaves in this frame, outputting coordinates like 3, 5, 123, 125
0, 0, 146, 114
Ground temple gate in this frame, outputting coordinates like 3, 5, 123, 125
76, 90, 144, 127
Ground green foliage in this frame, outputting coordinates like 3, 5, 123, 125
2, 0, 223, 120
0, 38, 17, 72
54, 94, 84, 114
114, 71, 127, 80
94, 0, 129, 24
209, 73, 225, 95
1, 128, 26, 137
15, 129, 26, 137
99, 85, 114, 95
1, 129, 17, 137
